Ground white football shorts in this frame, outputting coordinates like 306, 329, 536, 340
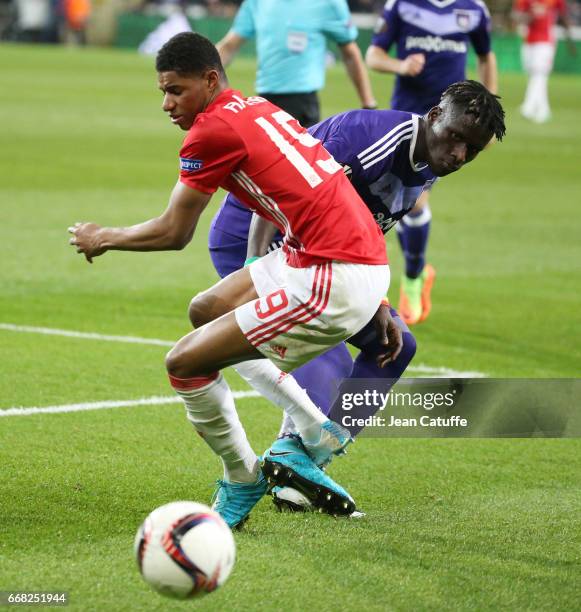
522, 42, 555, 76
235, 249, 390, 371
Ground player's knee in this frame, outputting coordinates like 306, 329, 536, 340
165, 346, 182, 377
188, 293, 212, 328
165, 345, 196, 378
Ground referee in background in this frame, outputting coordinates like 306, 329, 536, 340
216, 0, 377, 127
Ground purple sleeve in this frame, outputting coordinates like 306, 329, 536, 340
312, 110, 407, 181
469, 3, 492, 55
370, 0, 400, 51
310, 116, 353, 166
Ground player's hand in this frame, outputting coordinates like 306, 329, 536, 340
398, 53, 425, 77
372, 303, 403, 367
68, 222, 107, 263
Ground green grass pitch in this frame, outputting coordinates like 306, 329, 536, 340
0, 44, 580, 610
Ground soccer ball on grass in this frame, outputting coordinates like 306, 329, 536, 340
134, 501, 236, 599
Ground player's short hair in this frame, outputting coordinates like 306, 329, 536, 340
156, 32, 226, 78
440, 80, 506, 142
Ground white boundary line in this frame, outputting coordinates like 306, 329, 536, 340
0, 323, 174, 347
0, 322, 486, 378
0, 322, 486, 417
0, 391, 260, 418
409, 363, 486, 378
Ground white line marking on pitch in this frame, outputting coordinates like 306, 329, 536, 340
0, 391, 260, 418
0, 323, 174, 347
408, 364, 486, 378
0, 323, 487, 380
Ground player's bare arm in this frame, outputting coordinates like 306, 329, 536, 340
338, 41, 377, 108
68, 181, 211, 263
246, 214, 279, 260
477, 51, 498, 94
215, 31, 247, 67
365, 45, 425, 77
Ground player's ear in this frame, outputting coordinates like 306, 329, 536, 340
427, 106, 442, 124
205, 69, 221, 89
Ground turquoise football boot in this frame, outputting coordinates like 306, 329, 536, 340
211, 472, 267, 529
262, 434, 356, 516
271, 485, 313, 512
271, 485, 366, 518
302, 419, 354, 468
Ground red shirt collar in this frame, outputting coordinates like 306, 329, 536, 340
203, 88, 241, 114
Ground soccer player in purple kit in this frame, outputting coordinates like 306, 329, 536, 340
366, 0, 498, 326
207, 81, 505, 511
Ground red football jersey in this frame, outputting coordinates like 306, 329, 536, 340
179, 89, 387, 268
515, 0, 567, 43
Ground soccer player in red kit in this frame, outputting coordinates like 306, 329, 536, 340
69, 32, 398, 527
513, 0, 576, 123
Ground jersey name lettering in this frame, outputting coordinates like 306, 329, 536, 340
224, 95, 268, 114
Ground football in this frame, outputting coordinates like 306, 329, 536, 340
134, 501, 236, 599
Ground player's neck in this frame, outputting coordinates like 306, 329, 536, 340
203, 79, 229, 112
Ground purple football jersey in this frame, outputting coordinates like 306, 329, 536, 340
209, 109, 436, 260
372, 0, 492, 113
311, 109, 436, 233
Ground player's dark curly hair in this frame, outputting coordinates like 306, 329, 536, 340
441, 80, 506, 142
156, 32, 226, 78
